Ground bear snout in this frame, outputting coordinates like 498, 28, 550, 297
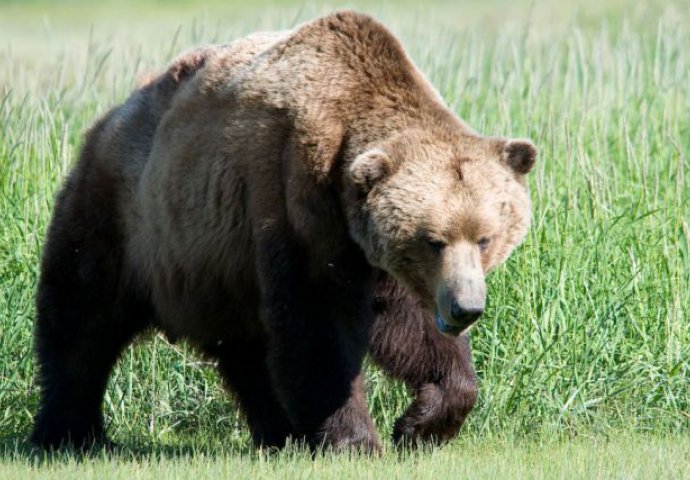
450, 301, 484, 326
438, 294, 485, 332
434, 272, 486, 336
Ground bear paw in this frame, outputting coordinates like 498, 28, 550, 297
312, 404, 382, 455
392, 381, 477, 447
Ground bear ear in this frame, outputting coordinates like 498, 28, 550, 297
501, 138, 537, 175
349, 148, 394, 191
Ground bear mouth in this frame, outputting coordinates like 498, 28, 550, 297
434, 312, 466, 337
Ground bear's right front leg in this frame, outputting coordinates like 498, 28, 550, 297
255, 233, 381, 454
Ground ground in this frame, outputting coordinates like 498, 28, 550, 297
2, 435, 690, 479
0, 0, 689, 478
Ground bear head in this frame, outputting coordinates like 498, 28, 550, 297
344, 129, 536, 336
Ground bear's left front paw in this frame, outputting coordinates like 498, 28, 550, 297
392, 381, 476, 447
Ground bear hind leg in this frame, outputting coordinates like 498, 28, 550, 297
31, 286, 150, 450
30, 227, 151, 449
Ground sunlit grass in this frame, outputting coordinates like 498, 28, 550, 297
2, 434, 690, 479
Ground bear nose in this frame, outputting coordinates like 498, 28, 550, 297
450, 301, 484, 326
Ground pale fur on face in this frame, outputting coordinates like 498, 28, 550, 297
347, 129, 534, 319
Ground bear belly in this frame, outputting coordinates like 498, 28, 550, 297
147, 268, 264, 354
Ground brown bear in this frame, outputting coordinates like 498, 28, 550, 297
30, 11, 536, 452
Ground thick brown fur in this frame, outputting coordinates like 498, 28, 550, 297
31, 11, 535, 452
370, 274, 478, 445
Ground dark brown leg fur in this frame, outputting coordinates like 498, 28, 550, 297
31, 48, 210, 450
216, 340, 295, 449
369, 273, 478, 445
254, 225, 381, 453
30, 156, 152, 449
316, 374, 380, 454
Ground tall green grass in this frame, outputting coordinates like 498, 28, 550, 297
1, 0, 688, 455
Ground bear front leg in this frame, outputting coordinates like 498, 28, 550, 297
315, 373, 378, 452
216, 339, 295, 449
369, 274, 478, 446
255, 234, 381, 454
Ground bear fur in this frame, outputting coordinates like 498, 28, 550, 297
31, 11, 535, 452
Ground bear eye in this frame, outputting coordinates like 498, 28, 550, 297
426, 238, 446, 253
478, 237, 491, 252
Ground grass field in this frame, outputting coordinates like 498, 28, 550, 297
1, 0, 689, 477
2, 435, 690, 479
